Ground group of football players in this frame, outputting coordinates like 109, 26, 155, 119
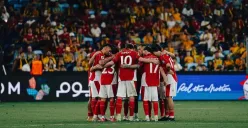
87, 43, 177, 122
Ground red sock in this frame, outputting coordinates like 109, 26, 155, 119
88, 100, 93, 116
94, 100, 100, 116
169, 110, 174, 118
124, 100, 128, 116
105, 100, 108, 112
148, 102, 152, 118
129, 99, 135, 116
165, 111, 170, 117
116, 97, 122, 114
91, 99, 97, 115
159, 100, 165, 117
143, 101, 149, 116
153, 102, 159, 116
109, 99, 115, 116
100, 100, 106, 116
88, 112, 93, 117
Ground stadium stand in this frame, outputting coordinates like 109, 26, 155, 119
0, 0, 246, 72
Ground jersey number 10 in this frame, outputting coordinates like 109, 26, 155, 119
121, 55, 132, 65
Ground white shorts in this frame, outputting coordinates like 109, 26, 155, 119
165, 82, 177, 97
142, 86, 158, 101
99, 85, 116, 98
165, 74, 176, 85
89, 81, 100, 98
117, 81, 137, 97
158, 82, 165, 100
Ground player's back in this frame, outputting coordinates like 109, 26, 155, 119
89, 52, 105, 81
143, 54, 160, 86
101, 65, 117, 85
160, 54, 178, 82
114, 49, 139, 81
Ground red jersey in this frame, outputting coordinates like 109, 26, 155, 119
24, 34, 34, 41
160, 54, 178, 82
141, 54, 160, 86
100, 65, 117, 85
89, 52, 104, 81
113, 49, 140, 81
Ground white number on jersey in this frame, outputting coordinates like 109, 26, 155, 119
168, 57, 175, 69
121, 55, 132, 65
102, 65, 115, 74
149, 63, 159, 73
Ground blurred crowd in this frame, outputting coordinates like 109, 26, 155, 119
0, 0, 247, 72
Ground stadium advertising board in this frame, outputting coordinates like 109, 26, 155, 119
0, 72, 247, 101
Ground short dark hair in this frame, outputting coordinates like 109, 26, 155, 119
111, 46, 119, 54
151, 44, 161, 52
101, 44, 112, 50
134, 45, 137, 50
126, 43, 134, 49
144, 46, 153, 53
120, 43, 126, 49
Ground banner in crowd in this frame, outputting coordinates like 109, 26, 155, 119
0, 72, 247, 101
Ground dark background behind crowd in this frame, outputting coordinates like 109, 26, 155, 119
0, 0, 247, 72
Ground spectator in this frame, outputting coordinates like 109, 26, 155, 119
198, 29, 213, 51
56, 41, 65, 55
26, 46, 35, 63
167, 42, 175, 53
184, 51, 194, 65
174, 58, 182, 71
91, 23, 101, 42
235, 57, 246, 71
73, 62, 84, 71
53, 2, 62, 15
143, 32, 153, 44
59, 27, 70, 44
182, 5, 193, 17
167, 16, 176, 29
23, 28, 34, 45
195, 51, 205, 64
182, 35, 194, 51
43, 51, 56, 71
224, 55, 234, 71
63, 47, 75, 70
44, 57, 57, 72
213, 53, 223, 71
237, 43, 246, 56
230, 42, 239, 55
1, 7, 9, 23
75, 47, 87, 63
12, 49, 28, 72
210, 41, 222, 55
173, 8, 181, 23
207, 60, 215, 71
214, 4, 224, 20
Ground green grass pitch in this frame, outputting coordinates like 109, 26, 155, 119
0, 101, 248, 128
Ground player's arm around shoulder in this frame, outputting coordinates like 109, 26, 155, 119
160, 67, 167, 86
89, 51, 101, 66
90, 64, 103, 72
162, 50, 176, 59
99, 55, 114, 65
138, 57, 160, 65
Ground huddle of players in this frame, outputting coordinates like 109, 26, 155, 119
87, 43, 178, 122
